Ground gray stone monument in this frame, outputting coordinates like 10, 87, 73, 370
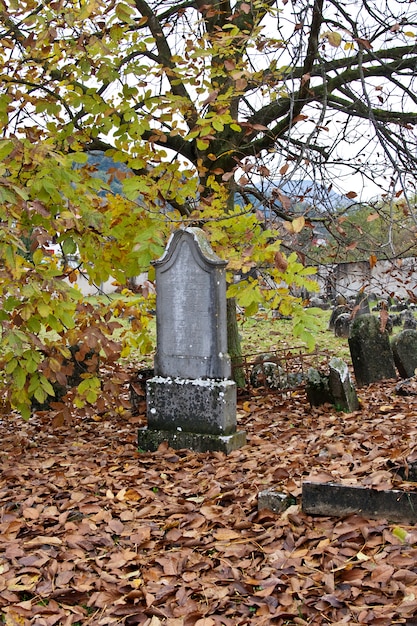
391, 329, 417, 379
138, 227, 246, 454
348, 314, 396, 387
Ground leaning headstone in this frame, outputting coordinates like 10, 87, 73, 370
138, 227, 246, 454
348, 314, 396, 387
391, 329, 417, 379
305, 360, 359, 411
328, 357, 359, 412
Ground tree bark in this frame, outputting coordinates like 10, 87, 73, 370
227, 296, 246, 388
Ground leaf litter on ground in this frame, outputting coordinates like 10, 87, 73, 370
2, 378, 417, 624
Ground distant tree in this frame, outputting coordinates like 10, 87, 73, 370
1, 0, 417, 415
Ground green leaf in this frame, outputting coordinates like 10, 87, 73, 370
13, 365, 26, 390
62, 237, 77, 255
392, 526, 408, 543
0, 139, 14, 161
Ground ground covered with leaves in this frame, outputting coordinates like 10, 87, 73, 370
2, 377, 417, 625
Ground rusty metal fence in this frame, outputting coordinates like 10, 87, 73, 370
233, 347, 330, 396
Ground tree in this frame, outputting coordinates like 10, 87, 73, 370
1, 0, 416, 416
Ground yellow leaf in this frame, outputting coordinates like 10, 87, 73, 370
3, 610, 27, 625
323, 31, 342, 47
392, 526, 409, 543
292, 216, 305, 233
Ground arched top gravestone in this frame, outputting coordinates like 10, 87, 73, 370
153, 227, 231, 380
138, 227, 246, 453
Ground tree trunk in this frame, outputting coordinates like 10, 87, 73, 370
227, 297, 246, 388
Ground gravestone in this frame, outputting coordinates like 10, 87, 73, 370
391, 329, 417, 379
348, 314, 396, 387
328, 357, 359, 412
334, 313, 351, 338
305, 367, 333, 407
138, 227, 246, 454
305, 359, 358, 411
328, 304, 350, 331
402, 309, 417, 330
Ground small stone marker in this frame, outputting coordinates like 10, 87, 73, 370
302, 482, 417, 524
348, 314, 396, 387
138, 227, 246, 454
305, 359, 358, 411
328, 357, 359, 412
258, 489, 294, 514
391, 329, 417, 379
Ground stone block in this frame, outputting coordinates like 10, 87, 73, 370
258, 489, 294, 513
146, 377, 237, 435
302, 481, 417, 524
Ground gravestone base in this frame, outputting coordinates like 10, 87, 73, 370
140, 376, 246, 453
146, 377, 237, 434
138, 427, 246, 454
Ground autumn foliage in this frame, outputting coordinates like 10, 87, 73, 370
2, 380, 417, 624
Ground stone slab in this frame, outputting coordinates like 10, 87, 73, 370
391, 329, 417, 378
137, 427, 246, 454
302, 481, 417, 524
146, 377, 237, 435
348, 314, 396, 387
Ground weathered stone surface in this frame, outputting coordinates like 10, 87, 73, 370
153, 227, 230, 380
146, 377, 237, 435
258, 490, 295, 514
403, 309, 417, 330
328, 357, 359, 412
348, 314, 396, 387
137, 427, 246, 454
391, 329, 417, 379
302, 481, 417, 524
328, 305, 351, 331
140, 227, 245, 454
305, 368, 333, 407
334, 313, 351, 338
